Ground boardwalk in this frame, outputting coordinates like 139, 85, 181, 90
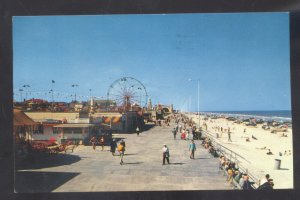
16, 122, 231, 192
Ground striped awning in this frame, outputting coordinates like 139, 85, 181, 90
102, 116, 121, 123
53, 124, 95, 128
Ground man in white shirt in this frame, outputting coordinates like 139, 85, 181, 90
162, 144, 170, 165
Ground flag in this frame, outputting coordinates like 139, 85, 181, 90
52, 80, 55, 83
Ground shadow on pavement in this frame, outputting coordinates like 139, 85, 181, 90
15, 171, 80, 193
124, 153, 138, 156
170, 162, 185, 165
194, 157, 211, 160
16, 153, 81, 170
279, 168, 289, 170
142, 123, 156, 132
123, 162, 143, 165
112, 137, 126, 143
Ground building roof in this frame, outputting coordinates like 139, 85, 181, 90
13, 109, 37, 126
53, 124, 95, 128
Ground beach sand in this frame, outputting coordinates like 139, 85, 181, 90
190, 114, 293, 189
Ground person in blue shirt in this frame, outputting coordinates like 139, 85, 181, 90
189, 140, 196, 159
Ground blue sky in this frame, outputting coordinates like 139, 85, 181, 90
13, 13, 291, 111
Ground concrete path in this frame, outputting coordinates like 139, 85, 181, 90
16, 122, 231, 192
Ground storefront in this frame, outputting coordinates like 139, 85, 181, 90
52, 124, 95, 144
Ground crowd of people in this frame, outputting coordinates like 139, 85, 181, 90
202, 136, 218, 157
87, 113, 275, 190
219, 155, 274, 190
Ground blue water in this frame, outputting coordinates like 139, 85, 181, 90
202, 110, 292, 122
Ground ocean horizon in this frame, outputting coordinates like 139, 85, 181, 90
200, 110, 292, 121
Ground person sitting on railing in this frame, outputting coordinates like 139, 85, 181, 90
208, 145, 218, 157
241, 174, 254, 190
224, 160, 230, 171
227, 164, 234, 184
219, 155, 225, 169
234, 170, 242, 184
257, 178, 274, 190
239, 173, 245, 188
258, 174, 270, 187
204, 137, 212, 149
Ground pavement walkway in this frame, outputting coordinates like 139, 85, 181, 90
16, 122, 231, 192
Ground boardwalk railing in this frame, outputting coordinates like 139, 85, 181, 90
202, 130, 260, 188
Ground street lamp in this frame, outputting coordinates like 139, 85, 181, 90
89, 89, 92, 98
19, 89, 23, 102
23, 84, 30, 101
51, 80, 55, 102
51, 80, 55, 111
188, 78, 201, 130
71, 84, 79, 102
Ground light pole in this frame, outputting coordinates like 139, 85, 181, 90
71, 84, 79, 102
188, 78, 201, 130
89, 89, 92, 98
51, 80, 55, 111
19, 89, 23, 102
23, 84, 30, 101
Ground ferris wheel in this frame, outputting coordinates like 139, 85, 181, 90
107, 77, 148, 110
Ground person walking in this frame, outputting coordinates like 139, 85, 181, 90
186, 130, 189, 140
228, 128, 232, 142
136, 126, 140, 136
99, 136, 105, 151
179, 124, 182, 133
189, 140, 196, 159
162, 144, 170, 165
172, 128, 177, 140
118, 139, 126, 165
90, 135, 97, 150
120, 139, 126, 149
110, 139, 117, 156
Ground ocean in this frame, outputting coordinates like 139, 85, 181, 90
202, 110, 292, 122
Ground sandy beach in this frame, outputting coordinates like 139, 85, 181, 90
190, 114, 293, 189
